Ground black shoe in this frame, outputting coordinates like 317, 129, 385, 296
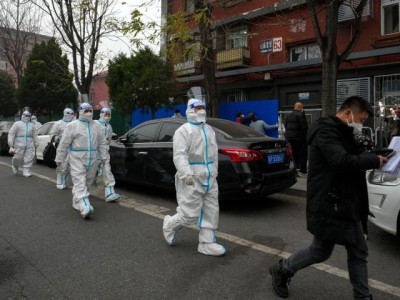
269, 260, 292, 298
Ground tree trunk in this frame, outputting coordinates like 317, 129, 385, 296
197, 1, 219, 117
321, 58, 338, 117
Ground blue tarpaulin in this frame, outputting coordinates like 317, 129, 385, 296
130, 99, 279, 137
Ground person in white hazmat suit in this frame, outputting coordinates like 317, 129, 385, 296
163, 98, 226, 256
31, 115, 42, 130
95, 107, 120, 202
8, 111, 38, 177
55, 103, 109, 219
50, 108, 75, 189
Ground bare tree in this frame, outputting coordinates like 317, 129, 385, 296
307, 0, 368, 116
0, 0, 44, 85
35, 0, 119, 103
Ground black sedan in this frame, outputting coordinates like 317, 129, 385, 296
0, 121, 14, 155
109, 117, 297, 199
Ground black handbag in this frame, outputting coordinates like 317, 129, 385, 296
43, 136, 57, 168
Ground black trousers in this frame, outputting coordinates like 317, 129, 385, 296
288, 139, 308, 173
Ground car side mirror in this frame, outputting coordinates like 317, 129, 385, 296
119, 137, 128, 144
111, 133, 118, 140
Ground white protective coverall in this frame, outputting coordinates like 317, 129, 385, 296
95, 107, 120, 202
50, 108, 75, 189
55, 103, 108, 219
163, 98, 226, 256
8, 111, 38, 177
31, 116, 42, 130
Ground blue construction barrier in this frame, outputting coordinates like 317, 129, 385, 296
219, 99, 279, 137
130, 99, 279, 137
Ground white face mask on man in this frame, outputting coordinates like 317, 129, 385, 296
188, 109, 206, 123
347, 111, 363, 135
79, 111, 93, 122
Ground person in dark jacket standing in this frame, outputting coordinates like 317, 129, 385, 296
269, 96, 388, 299
284, 102, 309, 176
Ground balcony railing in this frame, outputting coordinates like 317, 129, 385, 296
174, 59, 200, 77
216, 47, 250, 70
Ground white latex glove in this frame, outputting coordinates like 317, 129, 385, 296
184, 175, 195, 186
9, 147, 15, 155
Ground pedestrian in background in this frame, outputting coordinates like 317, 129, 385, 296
95, 107, 120, 202
8, 111, 38, 177
172, 109, 182, 118
163, 98, 226, 256
50, 108, 75, 189
235, 112, 252, 126
249, 113, 278, 135
31, 115, 42, 130
55, 103, 108, 219
269, 96, 387, 300
284, 102, 309, 176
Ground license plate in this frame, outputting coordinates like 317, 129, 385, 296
267, 152, 284, 164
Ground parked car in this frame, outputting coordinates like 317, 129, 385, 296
109, 117, 297, 199
367, 169, 400, 236
0, 121, 14, 155
36, 121, 56, 160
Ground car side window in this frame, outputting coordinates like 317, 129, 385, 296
38, 123, 53, 135
157, 122, 182, 142
128, 123, 160, 143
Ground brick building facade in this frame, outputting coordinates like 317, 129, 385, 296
162, 0, 400, 125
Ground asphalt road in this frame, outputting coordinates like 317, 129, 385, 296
0, 155, 399, 300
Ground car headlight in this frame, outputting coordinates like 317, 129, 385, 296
368, 169, 400, 185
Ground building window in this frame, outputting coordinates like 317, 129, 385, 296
186, 0, 195, 13
382, 0, 399, 35
0, 61, 7, 70
221, 90, 246, 102
226, 25, 248, 50
290, 43, 321, 62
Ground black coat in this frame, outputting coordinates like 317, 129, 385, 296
284, 110, 308, 140
306, 116, 380, 245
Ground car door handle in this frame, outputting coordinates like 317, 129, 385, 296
138, 152, 148, 155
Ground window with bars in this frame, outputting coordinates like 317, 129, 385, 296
221, 90, 246, 102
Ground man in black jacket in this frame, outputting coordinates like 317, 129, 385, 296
270, 96, 388, 299
284, 102, 309, 176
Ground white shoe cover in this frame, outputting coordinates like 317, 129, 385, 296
73, 199, 94, 219
106, 193, 120, 202
22, 169, 32, 177
105, 187, 119, 202
198, 242, 226, 256
56, 184, 66, 190
12, 166, 18, 175
163, 215, 177, 246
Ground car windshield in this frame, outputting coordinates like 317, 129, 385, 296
207, 119, 265, 138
